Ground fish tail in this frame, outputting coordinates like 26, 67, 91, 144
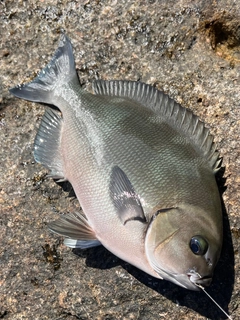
9, 34, 78, 105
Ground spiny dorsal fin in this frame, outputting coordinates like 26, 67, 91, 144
93, 80, 221, 173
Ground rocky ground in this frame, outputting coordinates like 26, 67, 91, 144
0, 0, 239, 319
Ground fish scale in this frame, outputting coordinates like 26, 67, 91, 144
10, 34, 222, 291
66, 92, 205, 212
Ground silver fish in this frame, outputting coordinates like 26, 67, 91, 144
10, 34, 223, 290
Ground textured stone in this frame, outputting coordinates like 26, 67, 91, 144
0, 0, 239, 319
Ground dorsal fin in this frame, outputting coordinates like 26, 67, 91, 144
34, 108, 65, 180
92, 80, 221, 173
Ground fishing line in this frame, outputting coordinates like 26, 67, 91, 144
196, 284, 232, 320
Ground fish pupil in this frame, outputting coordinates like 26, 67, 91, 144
190, 236, 208, 255
191, 242, 199, 254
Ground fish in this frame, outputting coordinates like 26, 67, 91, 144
10, 34, 223, 291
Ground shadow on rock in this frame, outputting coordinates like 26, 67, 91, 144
56, 180, 77, 198
73, 245, 121, 270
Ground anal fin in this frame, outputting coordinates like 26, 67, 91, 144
48, 212, 101, 249
64, 239, 101, 249
34, 108, 65, 180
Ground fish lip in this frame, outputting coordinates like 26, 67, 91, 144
153, 267, 201, 290
187, 273, 212, 287
150, 258, 212, 290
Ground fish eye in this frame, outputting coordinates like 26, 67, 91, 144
189, 236, 208, 255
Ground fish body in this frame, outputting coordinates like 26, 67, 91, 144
10, 35, 222, 290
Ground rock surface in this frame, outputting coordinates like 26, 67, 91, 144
0, 0, 239, 319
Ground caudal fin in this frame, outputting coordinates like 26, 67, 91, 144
9, 34, 78, 105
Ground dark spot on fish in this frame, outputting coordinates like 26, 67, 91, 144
206, 258, 212, 267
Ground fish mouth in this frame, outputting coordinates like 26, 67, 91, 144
187, 272, 212, 288
150, 259, 212, 290
152, 265, 207, 290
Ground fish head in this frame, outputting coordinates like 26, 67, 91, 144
145, 203, 222, 290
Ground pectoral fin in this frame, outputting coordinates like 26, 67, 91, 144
48, 212, 101, 249
109, 166, 146, 225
